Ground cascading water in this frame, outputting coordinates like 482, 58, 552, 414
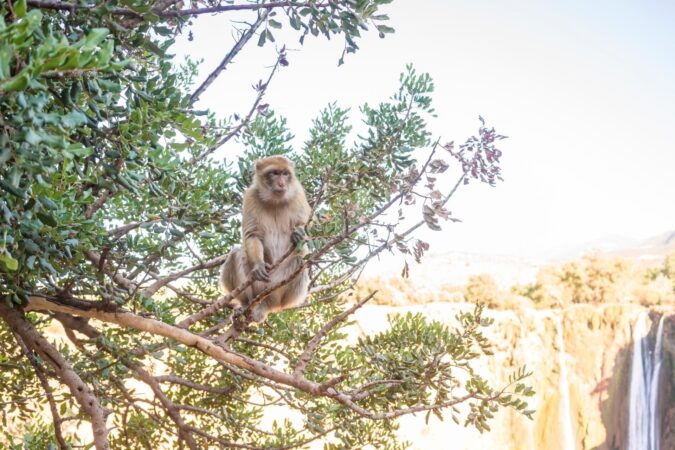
650, 316, 665, 450
627, 312, 665, 450
556, 315, 576, 450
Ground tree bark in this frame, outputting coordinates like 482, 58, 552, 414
0, 303, 111, 450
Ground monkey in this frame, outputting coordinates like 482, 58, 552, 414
219, 155, 311, 322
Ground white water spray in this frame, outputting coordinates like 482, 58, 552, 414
627, 312, 665, 450
649, 316, 665, 450
556, 315, 576, 450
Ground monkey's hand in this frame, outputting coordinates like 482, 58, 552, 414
291, 227, 305, 248
250, 262, 270, 282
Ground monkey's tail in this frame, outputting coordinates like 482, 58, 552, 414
218, 247, 240, 294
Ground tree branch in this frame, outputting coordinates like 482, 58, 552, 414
0, 303, 111, 450
133, 367, 199, 450
293, 292, 375, 376
155, 374, 236, 396
85, 250, 138, 292
189, 11, 269, 105
189, 51, 284, 164
142, 254, 227, 298
23, 295, 519, 425
27, 0, 327, 18
11, 330, 69, 450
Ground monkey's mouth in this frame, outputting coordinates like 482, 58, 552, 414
272, 188, 287, 195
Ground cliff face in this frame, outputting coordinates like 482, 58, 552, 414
348, 303, 674, 450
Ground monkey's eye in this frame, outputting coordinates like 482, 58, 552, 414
282, 170, 290, 177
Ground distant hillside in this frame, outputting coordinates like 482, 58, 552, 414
363, 250, 541, 288
569, 229, 675, 262
362, 229, 675, 289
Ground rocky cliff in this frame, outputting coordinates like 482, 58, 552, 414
348, 302, 675, 450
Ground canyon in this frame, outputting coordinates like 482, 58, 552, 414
348, 302, 674, 450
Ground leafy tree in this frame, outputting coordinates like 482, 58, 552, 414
464, 274, 501, 308
0, 1, 533, 448
554, 253, 630, 304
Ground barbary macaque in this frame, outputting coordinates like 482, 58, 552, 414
219, 155, 311, 322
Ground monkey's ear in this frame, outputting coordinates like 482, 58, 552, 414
255, 160, 264, 172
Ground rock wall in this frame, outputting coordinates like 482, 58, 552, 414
348, 302, 675, 450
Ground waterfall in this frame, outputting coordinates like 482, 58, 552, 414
556, 315, 576, 450
649, 316, 666, 450
627, 312, 665, 450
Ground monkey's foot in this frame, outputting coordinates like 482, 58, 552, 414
249, 305, 268, 323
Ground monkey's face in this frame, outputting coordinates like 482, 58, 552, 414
266, 168, 291, 192
254, 156, 299, 203
259, 166, 296, 201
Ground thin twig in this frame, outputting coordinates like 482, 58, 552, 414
294, 292, 376, 376
189, 51, 284, 164
189, 11, 269, 105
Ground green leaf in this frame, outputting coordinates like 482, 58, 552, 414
64, 143, 93, 158
290, 16, 302, 30
110, 58, 133, 70
13, 0, 27, 17
61, 110, 88, 128
0, 72, 29, 93
38, 195, 58, 210
377, 25, 395, 34
23, 239, 40, 254
0, 180, 26, 199
268, 19, 282, 29
95, 39, 114, 66
36, 211, 57, 227
0, 47, 11, 79
1, 254, 18, 271
0, 148, 10, 165
79, 28, 110, 50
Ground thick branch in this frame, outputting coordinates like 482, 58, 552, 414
23, 296, 513, 422
11, 331, 69, 450
0, 303, 110, 450
27, 1, 326, 18
133, 367, 198, 450
26, 296, 266, 379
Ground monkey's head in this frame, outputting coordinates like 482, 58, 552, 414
254, 156, 299, 204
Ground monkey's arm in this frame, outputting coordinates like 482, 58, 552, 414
242, 190, 270, 281
244, 235, 269, 282
291, 196, 312, 248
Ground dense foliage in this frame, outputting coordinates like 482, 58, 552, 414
355, 252, 675, 309
0, 1, 532, 449
513, 252, 675, 307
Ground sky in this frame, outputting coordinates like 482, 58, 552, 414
172, 0, 675, 259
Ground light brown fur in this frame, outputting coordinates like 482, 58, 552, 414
219, 156, 311, 322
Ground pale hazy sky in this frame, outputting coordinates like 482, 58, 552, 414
173, 0, 675, 258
